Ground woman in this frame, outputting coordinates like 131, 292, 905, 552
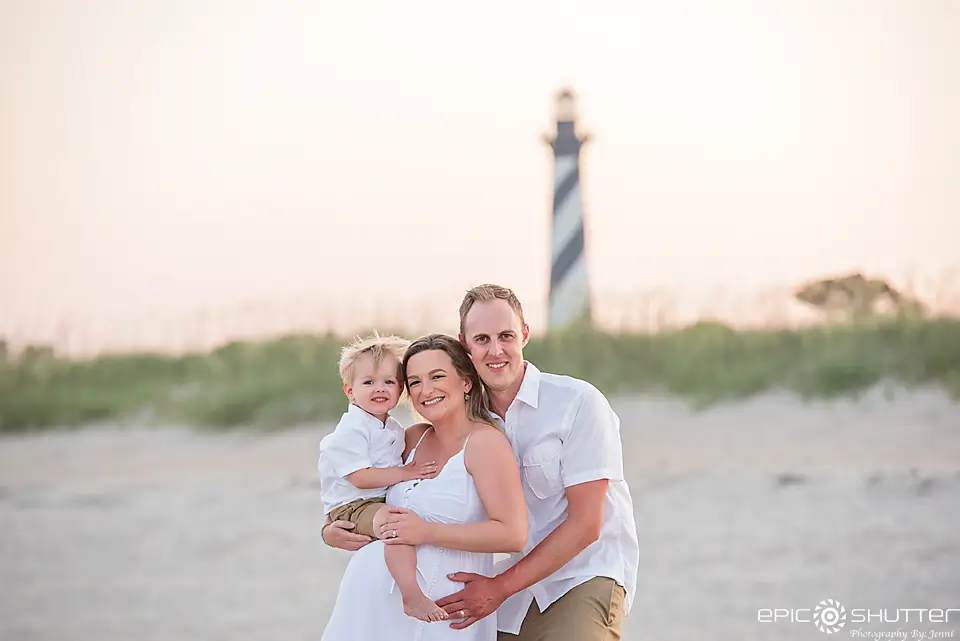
320, 334, 528, 641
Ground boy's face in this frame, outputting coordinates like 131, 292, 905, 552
344, 352, 401, 419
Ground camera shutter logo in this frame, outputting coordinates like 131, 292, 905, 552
813, 599, 847, 634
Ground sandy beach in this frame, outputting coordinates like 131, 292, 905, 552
1, 387, 958, 640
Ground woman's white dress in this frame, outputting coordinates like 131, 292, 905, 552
321, 433, 496, 641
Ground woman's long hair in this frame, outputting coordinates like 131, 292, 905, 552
401, 333, 498, 429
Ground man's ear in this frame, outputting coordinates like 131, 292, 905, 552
521, 323, 530, 346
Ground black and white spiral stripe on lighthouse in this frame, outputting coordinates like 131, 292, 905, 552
544, 88, 592, 329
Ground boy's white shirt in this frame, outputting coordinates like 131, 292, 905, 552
317, 403, 406, 515
492, 362, 640, 635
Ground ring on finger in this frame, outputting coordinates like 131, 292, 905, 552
458, 609, 465, 618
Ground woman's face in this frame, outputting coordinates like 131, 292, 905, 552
405, 348, 472, 424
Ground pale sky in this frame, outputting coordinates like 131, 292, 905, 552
2, 0, 958, 353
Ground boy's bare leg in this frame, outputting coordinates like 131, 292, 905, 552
384, 543, 448, 622
371, 507, 446, 623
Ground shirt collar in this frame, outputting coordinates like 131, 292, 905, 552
514, 361, 541, 409
347, 402, 395, 427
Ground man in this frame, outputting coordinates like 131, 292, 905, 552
323, 284, 639, 640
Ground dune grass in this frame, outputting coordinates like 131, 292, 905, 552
1, 315, 959, 432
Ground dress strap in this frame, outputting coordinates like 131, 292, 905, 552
412, 425, 433, 451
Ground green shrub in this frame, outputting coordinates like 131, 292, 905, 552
1, 316, 958, 432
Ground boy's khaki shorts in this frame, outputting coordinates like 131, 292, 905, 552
328, 497, 386, 539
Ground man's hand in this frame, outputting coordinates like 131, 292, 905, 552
402, 459, 438, 481
322, 520, 374, 551
435, 572, 508, 630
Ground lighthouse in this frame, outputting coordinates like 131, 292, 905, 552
543, 87, 592, 330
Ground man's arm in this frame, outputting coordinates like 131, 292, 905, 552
321, 514, 374, 551
438, 385, 622, 628
437, 479, 606, 628
496, 478, 606, 595
496, 385, 622, 595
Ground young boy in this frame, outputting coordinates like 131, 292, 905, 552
317, 332, 448, 622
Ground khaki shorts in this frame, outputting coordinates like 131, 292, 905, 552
328, 497, 386, 539
498, 576, 626, 641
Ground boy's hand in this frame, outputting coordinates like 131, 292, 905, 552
402, 459, 438, 481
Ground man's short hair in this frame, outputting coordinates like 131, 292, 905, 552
458, 284, 526, 339
339, 331, 410, 385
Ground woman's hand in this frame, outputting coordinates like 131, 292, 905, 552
378, 507, 433, 546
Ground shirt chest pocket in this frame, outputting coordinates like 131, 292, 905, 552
520, 438, 563, 500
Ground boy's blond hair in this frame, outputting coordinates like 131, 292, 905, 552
338, 331, 410, 386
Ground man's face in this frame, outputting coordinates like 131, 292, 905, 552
460, 299, 529, 392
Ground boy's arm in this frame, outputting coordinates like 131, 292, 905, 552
344, 423, 439, 488
346, 460, 435, 489
321, 424, 435, 551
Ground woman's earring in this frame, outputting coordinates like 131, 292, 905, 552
464, 393, 470, 401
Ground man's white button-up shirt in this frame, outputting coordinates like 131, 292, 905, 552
493, 362, 639, 635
